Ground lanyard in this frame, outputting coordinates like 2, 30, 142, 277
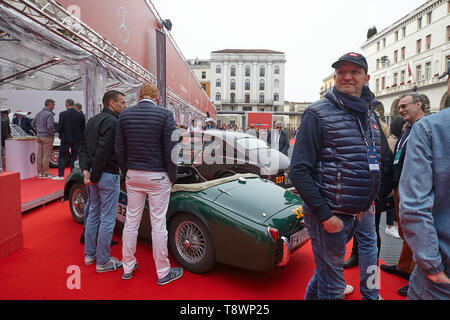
396, 126, 411, 152
356, 115, 376, 147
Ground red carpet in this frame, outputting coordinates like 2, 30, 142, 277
20, 168, 69, 205
0, 200, 408, 300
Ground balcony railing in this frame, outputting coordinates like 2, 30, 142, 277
376, 76, 444, 96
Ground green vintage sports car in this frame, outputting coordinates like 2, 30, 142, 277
63, 164, 309, 274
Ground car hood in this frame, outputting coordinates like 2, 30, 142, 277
198, 177, 302, 224
246, 148, 290, 175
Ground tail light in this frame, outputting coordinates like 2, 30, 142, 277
268, 227, 279, 242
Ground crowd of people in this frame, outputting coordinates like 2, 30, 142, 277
0, 99, 85, 177
1, 51, 449, 299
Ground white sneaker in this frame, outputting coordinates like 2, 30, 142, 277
344, 284, 354, 295
51, 176, 64, 181
385, 226, 401, 239
41, 174, 54, 179
38, 173, 44, 179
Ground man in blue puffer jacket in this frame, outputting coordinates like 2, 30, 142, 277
290, 52, 388, 300
115, 82, 183, 285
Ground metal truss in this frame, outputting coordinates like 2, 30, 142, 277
0, 0, 208, 118
0, 0, 157, 85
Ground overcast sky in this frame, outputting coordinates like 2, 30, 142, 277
152, 0, 427, 102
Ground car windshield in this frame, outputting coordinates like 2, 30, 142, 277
236, 137, 269, 150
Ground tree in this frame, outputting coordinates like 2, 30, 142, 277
367, 26, 377, 40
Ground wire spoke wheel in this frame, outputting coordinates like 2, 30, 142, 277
69, 183, 87, 224
175, 221, 206, 264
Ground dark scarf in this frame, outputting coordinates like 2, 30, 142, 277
333, 86, 376, 114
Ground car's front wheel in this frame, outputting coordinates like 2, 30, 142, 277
69, 182, 87, 224
49, 147, 59, 168
169, 213, 216, 274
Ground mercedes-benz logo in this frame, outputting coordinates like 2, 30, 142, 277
117, 7, 130, 44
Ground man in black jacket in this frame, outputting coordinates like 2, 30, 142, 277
53, 99, 85, 180
78, 90, 126, 273
116, 82, 183, 284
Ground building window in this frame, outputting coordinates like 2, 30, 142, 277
427, 12, 432, 24
383, 38, 386, 48
274, 93, 279, 102
216, 79, 221, 87
382, 77, 385, 90
402, 26, 406, 38
230, 79, 236, 91
376, 59, 380, 70
376, 78, 380, 91
259, 94, 265, 104
259, 66, 265, 77
393, 73, 398, 85
395, 30, 399, 41
202, 71, 206, 79
230, 93, 236, 103
216, 93, 221, 101
417, 17, 422, 30
201, 84, 206, 91
447, 26, 450, 42
274, 66, 280, 74
425, 62, 431, 79
245, 65, 250, 77
426, 35, 431, 50
400, 70, 405, 83
245, 93, 250, 104
416, 65, 422, 81
259, 80, 265, 90
216, 65, 221, 73
230, 65, 236, 77
377, 41, 380, 51
416, 39, 421, 54
394, 50, 398, 63
243, 106, 252, 111
401, 47, 406, 60
245, 79, 250, 90
274, 79, 279, 89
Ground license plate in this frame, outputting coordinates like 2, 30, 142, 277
289, 228, 309, 249
274, 175, 286, 185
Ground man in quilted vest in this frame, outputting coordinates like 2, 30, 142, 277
290, 52, 390, 300
116, 82, 183, 285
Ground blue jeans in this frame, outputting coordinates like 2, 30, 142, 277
354, 210, 380, 300
407, 265, 450, 300
303, 203, 379, 300
84, 172, 120, 266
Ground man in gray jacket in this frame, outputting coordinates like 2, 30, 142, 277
32, 99, 55, 178
399, 67, 450, 299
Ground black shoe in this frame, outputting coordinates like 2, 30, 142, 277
344, 255, 358, 269
110, 240, 119, 246
398, 284, 409, 297
380, 264, 411, 280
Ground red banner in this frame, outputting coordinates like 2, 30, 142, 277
247, 113, 273, 130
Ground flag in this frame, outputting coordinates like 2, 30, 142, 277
408, 63, 414, 81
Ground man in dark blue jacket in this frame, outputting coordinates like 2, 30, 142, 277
53, 99, 85, 180
290, 52, 387, 300
116, 82, 183, 284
